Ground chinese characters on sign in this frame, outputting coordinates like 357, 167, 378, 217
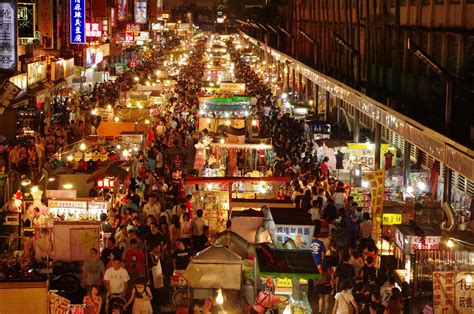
18, 2, 35, 38
275, 224, 314, 250
85, 22, 101, 37
408, 236, 440, 254
0, 1, 17, 72
38, 0, 53, 48
0, 81, 21, 114
455, 272, 474, 313
70, 0, 85, 44
382, 213, 402, 225
363, 169, 385, 238
126, 23, 140, 33
433, 271, 454, 314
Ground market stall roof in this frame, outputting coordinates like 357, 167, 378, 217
184, 176, 291, 185
86, 160, 130, 183
192, 245, 242, 264
256, 247, 319, 280
395, 223, 441, 237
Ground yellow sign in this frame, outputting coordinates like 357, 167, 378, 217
161, 13, 169, 19
382, 213, 402, 225
275, 277, 293, 288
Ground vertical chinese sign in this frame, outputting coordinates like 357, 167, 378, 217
0, 0, 17, 72
455, 272, 474, 313
38, 0, 53, 48
117, 0, 127, 21
433, 271, 455, 314
70, 0, 85, 44
17, 2, 35, 39
363, 169, 385, 240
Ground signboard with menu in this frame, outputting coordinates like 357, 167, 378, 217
0, 0, 17, 72
219, 82, 245, 95
18, 2, 35, 39
275, 224, 314, 250
433, 271, 455, 314
455, 272, 474, 313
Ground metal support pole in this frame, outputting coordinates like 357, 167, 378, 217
354, 109, 360, 143
445, 80, 453, 136
325, 90, 330, 121
314, 82, 319, 116
374, 123, 382, 170
305, 77, 310, 101
286, 65, 290, 92
443, 165, 452, 203
337, 99, 343, 138
298, 73, 303, 100
403, 141, 411, 186
292, 68, 296, 98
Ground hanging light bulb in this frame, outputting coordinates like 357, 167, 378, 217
447, 239, 454, 248
283, 305, 292, 314
67, 155, 73, 161
79, 143, 86, 151
114, 116, 120, 122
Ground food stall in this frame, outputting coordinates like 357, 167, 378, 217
47, 198, 109, 222
184, 246, 244, 313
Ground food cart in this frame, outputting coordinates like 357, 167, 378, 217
184, 246, 244, 313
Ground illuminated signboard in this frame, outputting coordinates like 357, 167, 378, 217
18, 2, 35, 39
0, 0, 17, 72
381, 213, 402, 225
134, 1, 147, 23
70, 0, 86, 44
126, 23, 140, 34
86, 23, 101, 37
27, 61, 47, 86
117, 0, 127, 21
38, 0, 53, 48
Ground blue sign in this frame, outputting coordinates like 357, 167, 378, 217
70, 0, 85, 44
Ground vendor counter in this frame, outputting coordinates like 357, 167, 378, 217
0, 280, 48, 313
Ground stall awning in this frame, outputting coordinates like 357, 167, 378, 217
256, 248, 319, 280
86, 160, 130, 183
192, 246, 242, 264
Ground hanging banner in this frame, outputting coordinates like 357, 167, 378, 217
70, 0, 85, 44
0, 0, 17, 72
363, 169, 385, 239
37, 0, 53, 48
455, 272, 474, 313
18, 2, 35, 39
117, 0, 127, 21
134, 0, 147, 23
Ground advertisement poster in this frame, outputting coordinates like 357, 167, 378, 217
70, 0, 85, 44
275, 224, 314, 250
117, 0, 127, 21
0, 1, 17, 72
38, 0, 53, 48
27, 61, 47, 86
134, 1, 147, 23
18, 2, 35, 39
455, 272, 474, 313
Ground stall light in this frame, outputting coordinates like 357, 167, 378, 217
31, 186, 39, 193
417, 182, 427, 191
251, 120, 258, 126
225, 120, 231, 126
67, 155, 73, 162
79, 143, 87, 151
133, 147, 138, 152
144, 119, 150, 124
206, 118, 211, 124
219, 138, 225, 144
97, 180, 103, 188
63, 184, 73, 190
127, 103, 131, 108
116, 144, 121, 150
107, 104, 112, 110
355, 169, 361, 176
114, 117, 120, 122
282, 93, 288, 99
362, 181, 369, 189
122, 150, 129, 157
447, 239, 454, 248
215, 289, 224, 305
406, 186, 414, 194
283, 305, 292, 314
91, 108, 98, 115
48, 177, 56, 182
308, 100, 314, 105
466, 274, 473, 286
134, 76, 139, 82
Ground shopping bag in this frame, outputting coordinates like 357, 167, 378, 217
151, 260, 164, 288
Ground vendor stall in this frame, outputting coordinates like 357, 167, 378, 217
184, 246, 244, 313
48, 198, 109, 221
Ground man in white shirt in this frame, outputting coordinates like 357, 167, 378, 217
104, 256, 130, 297
192, 209, 207, 237
143, 195, 161, 220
